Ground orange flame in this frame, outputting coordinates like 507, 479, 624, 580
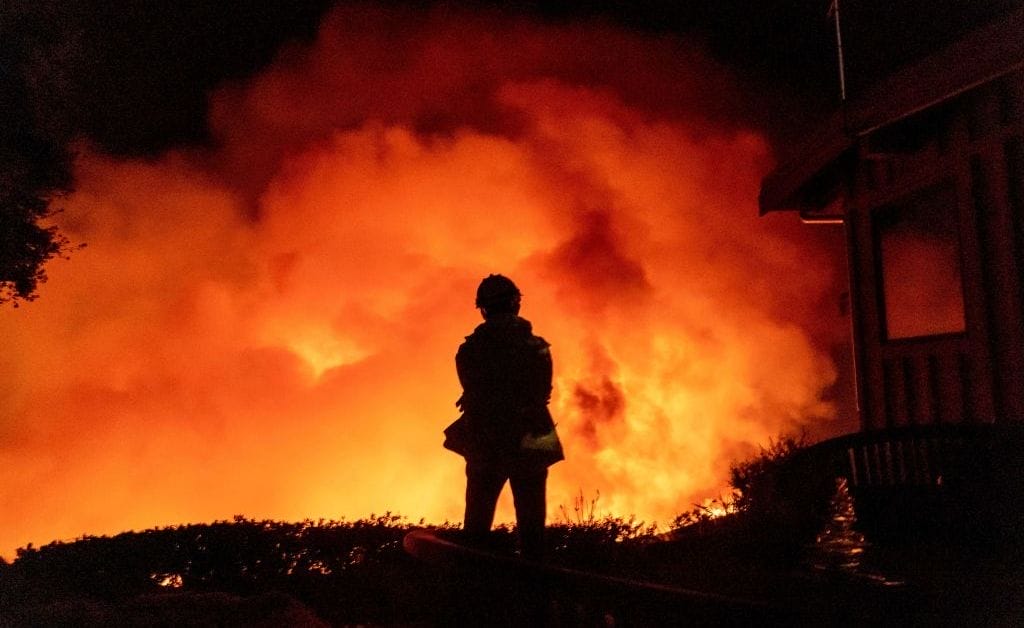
0, 4, 847, 557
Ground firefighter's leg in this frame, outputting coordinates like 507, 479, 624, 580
510, 466, 548, 560
464, 462, 506, 548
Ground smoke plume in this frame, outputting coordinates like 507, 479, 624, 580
0, 3, 846, 556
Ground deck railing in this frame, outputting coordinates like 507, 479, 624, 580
785, 422, 1024, 542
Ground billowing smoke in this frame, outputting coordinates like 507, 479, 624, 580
0, 3, 846, 556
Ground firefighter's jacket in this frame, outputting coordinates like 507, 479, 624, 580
456, 313, 557, 467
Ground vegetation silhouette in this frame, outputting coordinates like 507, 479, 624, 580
0, 11, 80, 306
0, 437, 836, 624
6, 436, 1015, 624
2, 515, 445, 625
0, 107, 78, 306
0, 514, 664, 625
0, 440, 794, 604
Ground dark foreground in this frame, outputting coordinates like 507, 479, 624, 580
2, 513, 1022, 626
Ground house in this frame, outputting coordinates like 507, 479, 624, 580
760, 8, 1023, 541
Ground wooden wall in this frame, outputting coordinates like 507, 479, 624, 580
847, 68, 1024, 430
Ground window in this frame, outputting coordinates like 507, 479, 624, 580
874, 183, 966, 340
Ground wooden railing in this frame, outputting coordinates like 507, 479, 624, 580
403, 529, 797, 626
784, 422, 1024, 542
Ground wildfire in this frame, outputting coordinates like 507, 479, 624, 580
0, 3, 844, 557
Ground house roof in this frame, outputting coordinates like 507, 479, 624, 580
759, 7, 1024, 215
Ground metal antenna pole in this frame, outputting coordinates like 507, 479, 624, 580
829, 0, 848, 101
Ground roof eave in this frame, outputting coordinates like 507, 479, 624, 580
759, 7, 1024, 215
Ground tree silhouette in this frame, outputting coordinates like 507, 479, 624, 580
0, 4, 79, 305
0, 147, 76, 306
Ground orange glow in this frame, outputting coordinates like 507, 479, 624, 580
0, 4, 845, 558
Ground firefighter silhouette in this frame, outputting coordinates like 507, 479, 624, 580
455, 274, 563, 558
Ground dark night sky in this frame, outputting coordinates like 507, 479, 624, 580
4, 0, 1020, 161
